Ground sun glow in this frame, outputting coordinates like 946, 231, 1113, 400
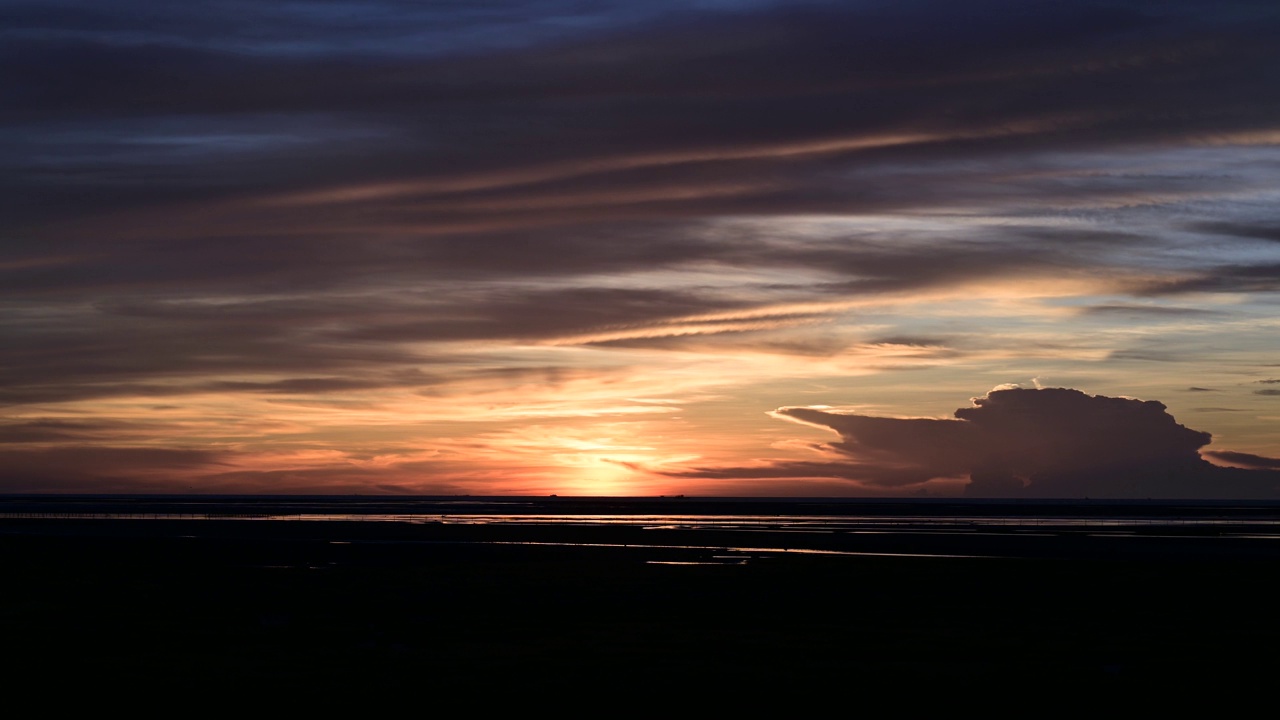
555, 456, 645, 495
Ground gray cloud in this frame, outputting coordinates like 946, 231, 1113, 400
4, 1, 1280, 495
0, 446, 228, 493
676, 388, 1280, 498
1188, 221, 1280, 244
0, 418, 160, 444
5, 1, 1277, 336
1079, 304, 1218, 319
1204, 450, 1280, 470
7, 1, 1280, 228
0, 220, 1138, 407
1139, 263, 1280, 296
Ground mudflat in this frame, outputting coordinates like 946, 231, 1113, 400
4, 507, 1279, 704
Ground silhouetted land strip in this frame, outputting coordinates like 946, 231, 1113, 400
8, 493, 1280, 518
4, 496, 1279, 704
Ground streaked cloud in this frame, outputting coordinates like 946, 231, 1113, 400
4, 1, 1280, 494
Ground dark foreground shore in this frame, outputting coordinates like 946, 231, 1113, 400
4, 502, 1280, 706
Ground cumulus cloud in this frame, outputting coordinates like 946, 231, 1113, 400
679, 387, 1280, 498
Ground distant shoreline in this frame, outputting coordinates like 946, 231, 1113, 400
7, 492, 1280, 512
6, 494, 1280, 562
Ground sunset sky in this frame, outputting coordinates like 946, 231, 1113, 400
4, 0, 1280, 497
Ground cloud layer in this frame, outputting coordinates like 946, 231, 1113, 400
3, 1, 1280, 494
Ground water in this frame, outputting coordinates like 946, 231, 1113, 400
5, 494, 1280, 561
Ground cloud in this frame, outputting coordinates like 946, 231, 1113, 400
677, 387, 1280, 498
1188, 221, 1280, 244
0, 221, 1138, 408
9, 1, 1280, 232
6, 2, 1277, 327
1204, 450, 1280, 471
1078, 304, 1218, 319
1139, 263, 1280, 296
0, 446, 227, 493
3, 2, 1280, 495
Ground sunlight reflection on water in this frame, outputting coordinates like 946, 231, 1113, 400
6, 510, 1280, 536
8, 500, 1280, 560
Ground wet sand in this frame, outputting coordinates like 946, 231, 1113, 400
4, 500, 1280, 705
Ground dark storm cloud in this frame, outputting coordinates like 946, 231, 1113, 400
675, 388, 1280, 498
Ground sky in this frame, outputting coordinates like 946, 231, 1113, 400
4, 0, 1280, 497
